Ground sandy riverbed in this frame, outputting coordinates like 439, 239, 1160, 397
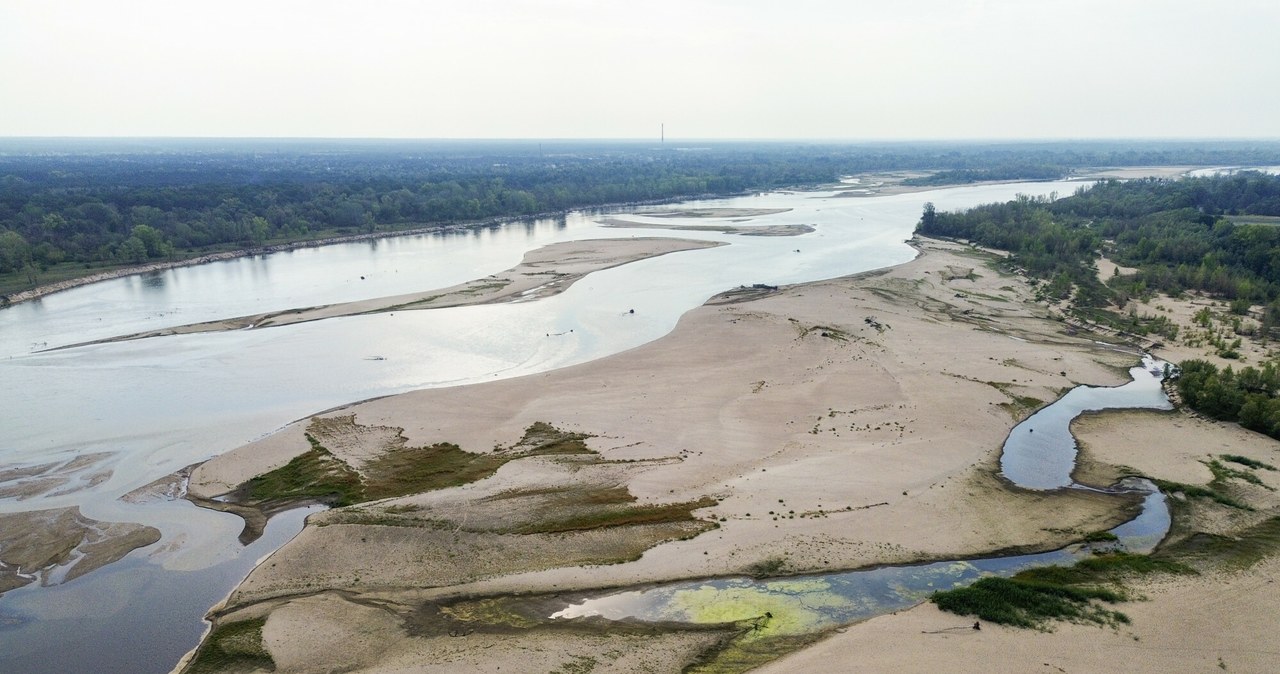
182, 234, 1280, 673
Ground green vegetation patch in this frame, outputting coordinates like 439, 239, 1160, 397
932, 552, 1194, 629
1176, 360, 1280, 441
1203, 459, 1272, 490
685, 632, 824, 674
795, 324, 853, 341
513, 421, 596, 455
551, 655, 598, 674
509, 496, 718, 534
186, 618, 274, 674
932, 576, 1127, 629
1160, 516, 1280, 570
1222, 454, 1277, 471
986, 381, 1044, 418
746, 556, 788, 578
361, 441, 506, 499
1152, 478, 1252, 510
1019, 552, 1194, 585
241, 421, 597, 510
245, 434, 364, 507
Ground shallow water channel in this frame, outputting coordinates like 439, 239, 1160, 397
551, 359, 1173, 637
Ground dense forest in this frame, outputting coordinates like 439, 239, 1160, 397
1177, 360, 1280, 441
918, 171, 1280, 322
917, 171, 1280, 432
4, 138, 1280, 296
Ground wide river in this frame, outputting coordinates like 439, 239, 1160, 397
0, 179, 1091, 673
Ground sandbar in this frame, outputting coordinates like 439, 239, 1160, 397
596, 216, 814, 236
55, 237, 723, 349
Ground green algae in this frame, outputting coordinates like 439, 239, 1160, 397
670, 581, 849, 638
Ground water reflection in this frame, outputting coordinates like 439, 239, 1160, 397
0, 505, 320, 674
1000, 356, 1172, 490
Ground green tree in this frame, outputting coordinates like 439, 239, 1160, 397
0, 230, 32, 274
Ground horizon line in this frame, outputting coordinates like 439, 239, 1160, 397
3, 135, 1280, 144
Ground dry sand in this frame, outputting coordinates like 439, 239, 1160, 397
183, 235, 1280, 673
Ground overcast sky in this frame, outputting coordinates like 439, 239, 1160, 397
2, 0, 1277, 139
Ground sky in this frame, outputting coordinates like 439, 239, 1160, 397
1, 0, 1278, 140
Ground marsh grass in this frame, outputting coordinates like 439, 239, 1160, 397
361, 442, 505, 498
795, 324, 852, 341
186, 618, 273, 674
985, 381, 1044, 418
932, 577, 1128, 629
245, 434, 364, 506
932, 552, 1194, 629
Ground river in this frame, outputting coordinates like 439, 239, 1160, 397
0, 179, 1094, 673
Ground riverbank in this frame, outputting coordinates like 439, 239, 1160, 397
183, 235, 1189, 672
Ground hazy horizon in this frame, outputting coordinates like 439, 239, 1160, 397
3, 0, 1277, 140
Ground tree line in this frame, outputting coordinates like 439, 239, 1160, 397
918, 172, 1280, 320
1177, 360, 1280, 440
5, 139, 1280, 292
917, 172, 1280, 430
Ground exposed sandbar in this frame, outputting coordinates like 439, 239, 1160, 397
642, 207, 792, 218
596, 216, 814, 236
55, 237, 722, 349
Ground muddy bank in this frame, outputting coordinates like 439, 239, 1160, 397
0, 508, 160, 597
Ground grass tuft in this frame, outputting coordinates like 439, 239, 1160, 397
1221, 454, 1277, 471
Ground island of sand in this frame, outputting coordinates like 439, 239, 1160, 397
179, 236, 1280, 673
